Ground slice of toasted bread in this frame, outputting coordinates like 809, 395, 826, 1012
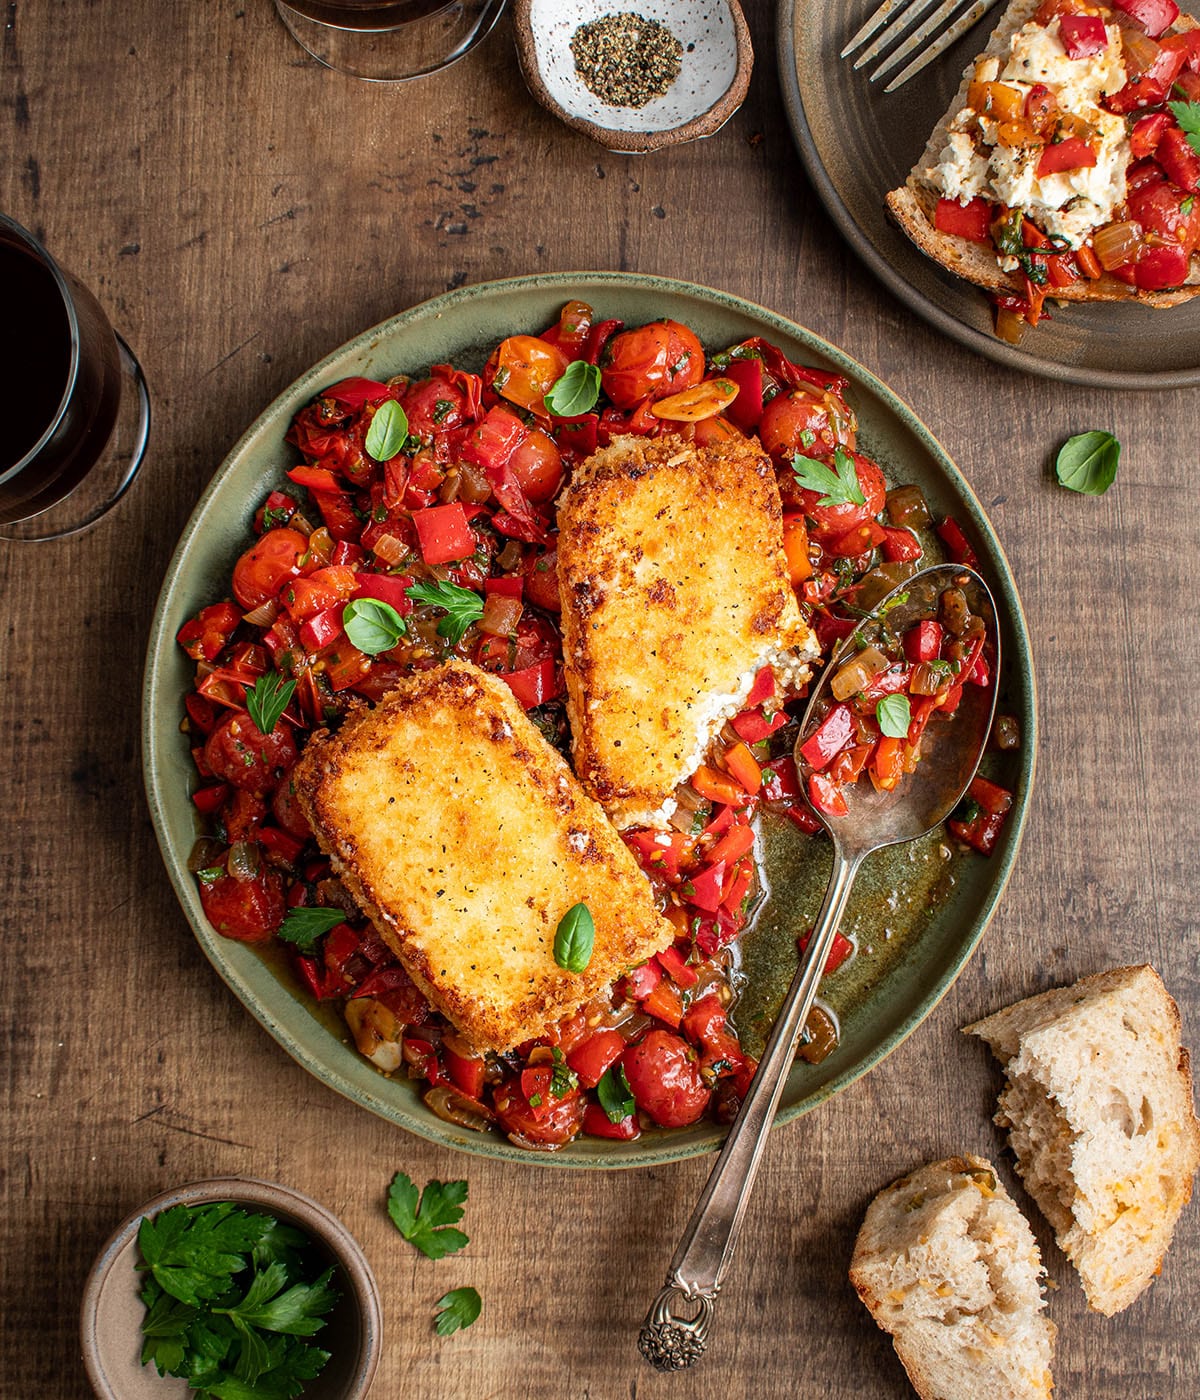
850, 1155, 1056, 1400
965, 964, 1200, 1315
556, 432, 818, 830
886, 0, 1200, 309
292, 660, 674, 1053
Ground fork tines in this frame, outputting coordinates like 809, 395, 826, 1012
842, 0, 1001, 92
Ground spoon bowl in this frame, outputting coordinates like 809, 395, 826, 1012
638, 564, 999, 1371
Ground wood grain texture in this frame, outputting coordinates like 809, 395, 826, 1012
2, 2, 1198, 1397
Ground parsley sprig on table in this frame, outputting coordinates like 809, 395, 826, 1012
387, 1172, 469, 1260
135, 1202, 339, 1398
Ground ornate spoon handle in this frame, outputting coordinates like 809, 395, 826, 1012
638, 844, 862, 1371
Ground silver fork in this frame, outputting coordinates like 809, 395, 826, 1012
842, 0, 1002, 92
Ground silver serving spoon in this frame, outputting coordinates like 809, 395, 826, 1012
638, 563, 999, 1371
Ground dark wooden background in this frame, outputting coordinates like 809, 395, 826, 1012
3, 3, 1198, 1396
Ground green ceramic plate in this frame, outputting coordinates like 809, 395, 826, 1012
142, 272, 1036, 1169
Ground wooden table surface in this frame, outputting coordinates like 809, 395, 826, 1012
4, 3, 1198, 1397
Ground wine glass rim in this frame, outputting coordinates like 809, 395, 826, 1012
0, 212, 81, 488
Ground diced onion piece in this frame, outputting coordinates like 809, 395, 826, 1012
241, 597, 279, 628
831, 646, 889, 701
458, 461, 492, 504
993, 307, 1026, 345
855, 561, 918, 610
911, 661, 951, 696
289, 511, 316, 537
966, 80, 1024, 120
1093, 220, 1143, 272
227, 840, 262, 882
1121, 27, 1161, 76
650, 378, 739, 422
424, 1085, 494, 1131
885, 483, 931, 529
479, 592, 523, 637
371, 531, 407, 566
344, 998, 404, 1073
306, 527, 334, 566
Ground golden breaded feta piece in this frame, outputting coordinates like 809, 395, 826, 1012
557, 433, 819, 830
292, 661, 673, 1053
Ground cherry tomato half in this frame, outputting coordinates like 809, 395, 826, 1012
759, 389, 856, 464
489, 335, 569, 415
508, 428, 564, 503
523, 546, 561, 613
797, 453, 887, 542
198, 866, 286, 943
600, 320, 704, 409
204, 710, 298, 792
402, 376, 467, 440
622, 1030, 710, 1128
493, 1076, 585, 1147
232, 527, 309, 611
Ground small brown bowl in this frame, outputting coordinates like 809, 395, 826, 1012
513, 0, 753, 153
80, 1177, 382, 1399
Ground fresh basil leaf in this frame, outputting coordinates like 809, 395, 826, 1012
791, 446, 865, 508
876, 693, 912, 739
404, 578, 484, 647
544, 359, 601, 417
1168, 100, 1200, 158
277, 906, 345, 952
553, 902, 595, 973
1055, 430, 1120, 496
364, 398, 408, 462
245, 672, 296, 736
434, 1286, 481, 1337
597, 1063, 635, 1124
342, 597, 406, 654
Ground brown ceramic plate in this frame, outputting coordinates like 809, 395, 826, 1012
777, 0, 1200, 388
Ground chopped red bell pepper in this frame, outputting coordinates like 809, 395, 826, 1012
656, 943, 700, 989
1135, 242, 1192, 291
299, 606, 344, 653
720, 859, 754, 918
744, 667, 777, 709
934, 196, 993, 243
619, 960, 662, 1001
935, 516, 978, 567
881, 526, 923, 563
286, 464, 344, 494
691, 764, 749, 807
1131, 111, 1171, 159
1059, 13, 1109, 58
443, 1041, 487, 1100
185, 692, 220, 736
485, 575, 523, 598
583, 318, 623, 365
949, 808, 1007, 855
352, 572, 415, 613
706, 822, 755, 868
257, 825, 306, 865
684, 861, 728, 913
192, 782, 231, 815
860, 665, 912, 701
567, 1029, 626, 1088
321, 376, 398, 410
177, 601, 243, 662
799, 703, 855, 772
499, 658, 561, 709
1036, 137, 1097, 178
723, 355, 766, 430
967, 774, 1013, 815
1158, 125, 1200, 195
827, 743, 872, 786
1111, 0, 1179, 39
412, 502, 476, 565
904, 620, 943, 664
624, 828, 695, 883
729, 707, 788, 743
642, 980, 684, 1029
1106, 37, 1187, 110
722, 742, 762, 796
798, 927, 856, 975
826, 519, 888, 558
583, 1102, 640, 1140
761, 755, 802, 802
808, 772, 848, 818
786, 804, 824, 834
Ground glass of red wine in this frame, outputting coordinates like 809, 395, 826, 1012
0, 214, 150, 543
272, 0, 507, 81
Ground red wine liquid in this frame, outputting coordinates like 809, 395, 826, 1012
0, 233, 122, 523
1, 240, 71, 470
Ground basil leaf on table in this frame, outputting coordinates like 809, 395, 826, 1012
553, 902, 595, 973
342, 597, 406, 654
364, 398, 409, 462
1055, 431, 1120, 495
544, 360, 601, 417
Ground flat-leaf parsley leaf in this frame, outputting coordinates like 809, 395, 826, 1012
434, 1286, 481, 1336
245, 672, 296, 736
792, 446, 865, 508
1168, 99, 1200, 158
404, 579, 484, 647
387, 1172, 469, 1260
1055, 430, 1120, 495
277, 906, 346, 953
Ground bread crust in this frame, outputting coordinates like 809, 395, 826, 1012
292, 660, 674, 1053
557, 432, 818, 829
966, 964, 1200, 1315
851, 1154, 1055, 1400
886, 3, 1200, 309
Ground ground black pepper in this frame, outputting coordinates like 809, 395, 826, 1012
570, 12, 683, 109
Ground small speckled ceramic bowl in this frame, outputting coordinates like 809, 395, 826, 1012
513, 0, 753, 153
80, 1177, 382, 1400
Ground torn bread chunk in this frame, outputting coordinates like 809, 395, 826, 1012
556, 433, 818, 830
292, 661, 674, 1053
886, 0, 1200, 310
965, 964, 1200, 1315
850, 1155, 1055, 1400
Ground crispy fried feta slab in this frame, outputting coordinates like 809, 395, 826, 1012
557, 433, 819, 829
293, 661, 673, 1053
